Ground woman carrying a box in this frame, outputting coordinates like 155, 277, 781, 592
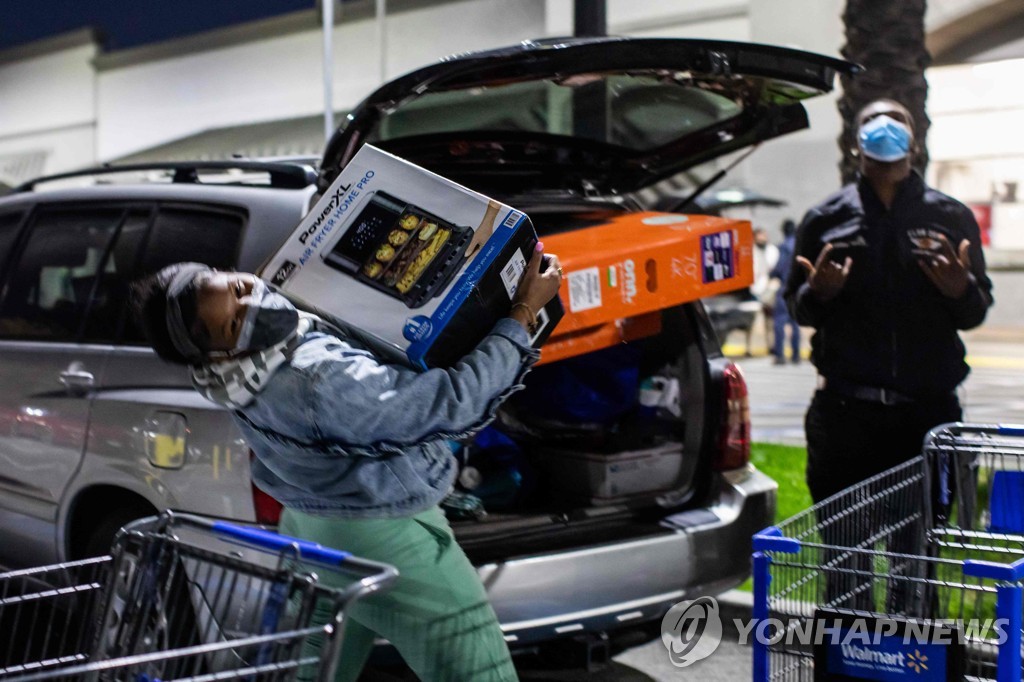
130, 243, 562, 682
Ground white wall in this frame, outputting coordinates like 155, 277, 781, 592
0, 125, 94, 181
0, 0, 851, 207
927, 57, 1024, 249
928, 59, 1024, 161
0, 40, 98, 177
544, 0, 749, 36
544, 0, 749, 39
0, 42, 97, 138
742, 0, 846, 232
97, 0, 545, 161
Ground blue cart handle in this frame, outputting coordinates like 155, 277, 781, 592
211, 521, 351, 567
995, 424, 1024, 438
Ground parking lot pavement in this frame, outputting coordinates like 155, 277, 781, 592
611, 636, 751, 681
504, 634, 751, 681
735, 333, 1024, 447
738, 354, 817, 446
365, 634, 751, 681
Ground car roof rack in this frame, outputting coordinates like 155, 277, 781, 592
14, 160, 318, 192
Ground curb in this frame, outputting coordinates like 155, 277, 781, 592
717, 588, 754, 639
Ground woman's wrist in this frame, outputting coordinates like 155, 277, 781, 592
510, 302, 538, 334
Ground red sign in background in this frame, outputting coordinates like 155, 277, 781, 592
969, 203, 992, 246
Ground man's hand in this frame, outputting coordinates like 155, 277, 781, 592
918, 235, 972, 299
796, 243, 852, 302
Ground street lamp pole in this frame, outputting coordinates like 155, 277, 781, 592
322, 0, 335, 142
376, 0, 387, 84
574, 0, 606, 37
573, 1, 607, 141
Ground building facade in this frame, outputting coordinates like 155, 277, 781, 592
1, 0, 1021, 248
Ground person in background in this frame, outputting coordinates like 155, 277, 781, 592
769, 219, 800, 365
747, 226, 780, 357
130, 244, 563, 682
784, 98, 993, 505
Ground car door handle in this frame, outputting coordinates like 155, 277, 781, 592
59, 369, 94, 392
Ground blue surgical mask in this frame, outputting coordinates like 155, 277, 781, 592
858, 114, 912, 163
234, 278, 299, 352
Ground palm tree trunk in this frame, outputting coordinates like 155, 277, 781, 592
839, 0, 931, 184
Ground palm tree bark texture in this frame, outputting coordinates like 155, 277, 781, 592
839, 0, 931, 184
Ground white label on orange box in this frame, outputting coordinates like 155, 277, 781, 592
568, 267, 602, 312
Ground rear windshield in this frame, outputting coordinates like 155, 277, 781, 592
371, 72, 743, 152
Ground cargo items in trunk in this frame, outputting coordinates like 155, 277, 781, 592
261, 144, 563, 369
471, 339, 693, 506
535, 442, 685, 501
457, 427, 535, 512
537, 212, 753, 364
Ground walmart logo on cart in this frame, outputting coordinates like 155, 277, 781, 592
840, 643, 928, 674
830, 642, 941, 680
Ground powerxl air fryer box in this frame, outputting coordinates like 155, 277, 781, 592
260, 144, 563, 369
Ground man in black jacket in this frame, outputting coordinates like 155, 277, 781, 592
785, 99, 993, 504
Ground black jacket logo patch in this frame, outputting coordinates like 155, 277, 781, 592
907, 227, 949, 256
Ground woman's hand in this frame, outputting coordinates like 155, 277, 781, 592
466, 200, 502, 260
510, 243, 563, 331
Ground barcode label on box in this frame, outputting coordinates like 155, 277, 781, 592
568, 267, 602, 312
500, 249, 527, 299
503, 210, 524, 228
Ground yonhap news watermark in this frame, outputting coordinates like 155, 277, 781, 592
660, 596, 1012, 668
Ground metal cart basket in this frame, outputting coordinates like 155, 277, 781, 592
753, 423, 1024, 682
0, 512, 397, 681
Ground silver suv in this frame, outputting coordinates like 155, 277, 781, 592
0, 37, 852, 645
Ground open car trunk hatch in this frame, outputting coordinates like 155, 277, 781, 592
320, 37, 858, 197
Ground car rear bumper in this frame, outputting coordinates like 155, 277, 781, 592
478, 465, 776, 644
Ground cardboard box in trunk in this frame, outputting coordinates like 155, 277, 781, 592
536, 442, 687, 502
538, 212, 753, 364
260, 145, 563, 368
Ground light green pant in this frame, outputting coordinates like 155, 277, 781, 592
279, 506, 517, 682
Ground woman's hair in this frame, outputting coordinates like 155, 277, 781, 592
129, 264, 204, 365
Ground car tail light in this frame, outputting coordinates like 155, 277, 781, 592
715, 362, 751, 471
249, 450, 283, 525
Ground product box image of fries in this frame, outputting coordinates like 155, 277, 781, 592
260, 144, 564, 368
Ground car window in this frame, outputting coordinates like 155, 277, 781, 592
120, 205, 245, 345
0, 208, 123, 341
0, 211, 26, 280
136, 206, 243, 276
373, 73, 742, 152
79, 210, 152, 343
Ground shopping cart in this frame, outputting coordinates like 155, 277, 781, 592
752, 423, 1024, 682
0, 512, 397, 681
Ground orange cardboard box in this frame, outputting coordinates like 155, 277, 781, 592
538, 212, 753, 365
